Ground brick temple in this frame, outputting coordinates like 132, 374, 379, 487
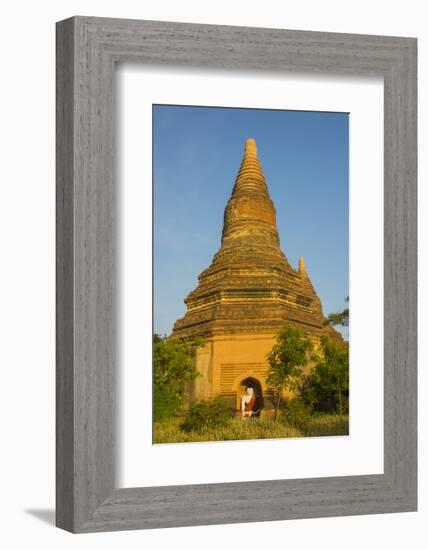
171, 138, 342, 409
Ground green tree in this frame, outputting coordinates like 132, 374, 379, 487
266, 325, 313, 420
326, 296, 349, 327
280, 397, 311, 432
153, 335, 202, 421
309, 336, 349, 415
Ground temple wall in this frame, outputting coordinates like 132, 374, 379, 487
193, 340, 214, 399
193, 330, 324, 411
194, 332, 274, 409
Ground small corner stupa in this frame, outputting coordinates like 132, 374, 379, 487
171, 138, 342, 408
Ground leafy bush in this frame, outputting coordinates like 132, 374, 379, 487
153, 386, 182, 422
280, 397, 312, 432
302, 336, 349, 415
153, 335, 201, 421
180, 398, 232, 433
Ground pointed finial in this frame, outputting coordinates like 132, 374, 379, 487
244, 138, 258, 158
299, 256, 306, 273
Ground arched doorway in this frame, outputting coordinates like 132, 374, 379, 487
237, 376, 264, 414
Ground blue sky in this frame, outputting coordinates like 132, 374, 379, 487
153, 105, 349, 339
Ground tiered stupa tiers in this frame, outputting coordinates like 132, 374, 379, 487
172, 138, 340, 343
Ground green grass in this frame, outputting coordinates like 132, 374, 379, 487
305, 414, 349, 437
153, 414, 349, 444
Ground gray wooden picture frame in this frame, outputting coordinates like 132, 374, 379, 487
56, 16, 417, 533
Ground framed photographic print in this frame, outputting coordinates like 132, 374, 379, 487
56, 16, 417, 532
151, 106, 350, 443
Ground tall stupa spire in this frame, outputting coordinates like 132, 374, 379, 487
220, 138, 281, 255
231, 138, 268, 196
172, 137, 333, 340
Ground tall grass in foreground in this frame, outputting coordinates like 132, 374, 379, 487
153, 415, 349, 444
305, 414, 349, 437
